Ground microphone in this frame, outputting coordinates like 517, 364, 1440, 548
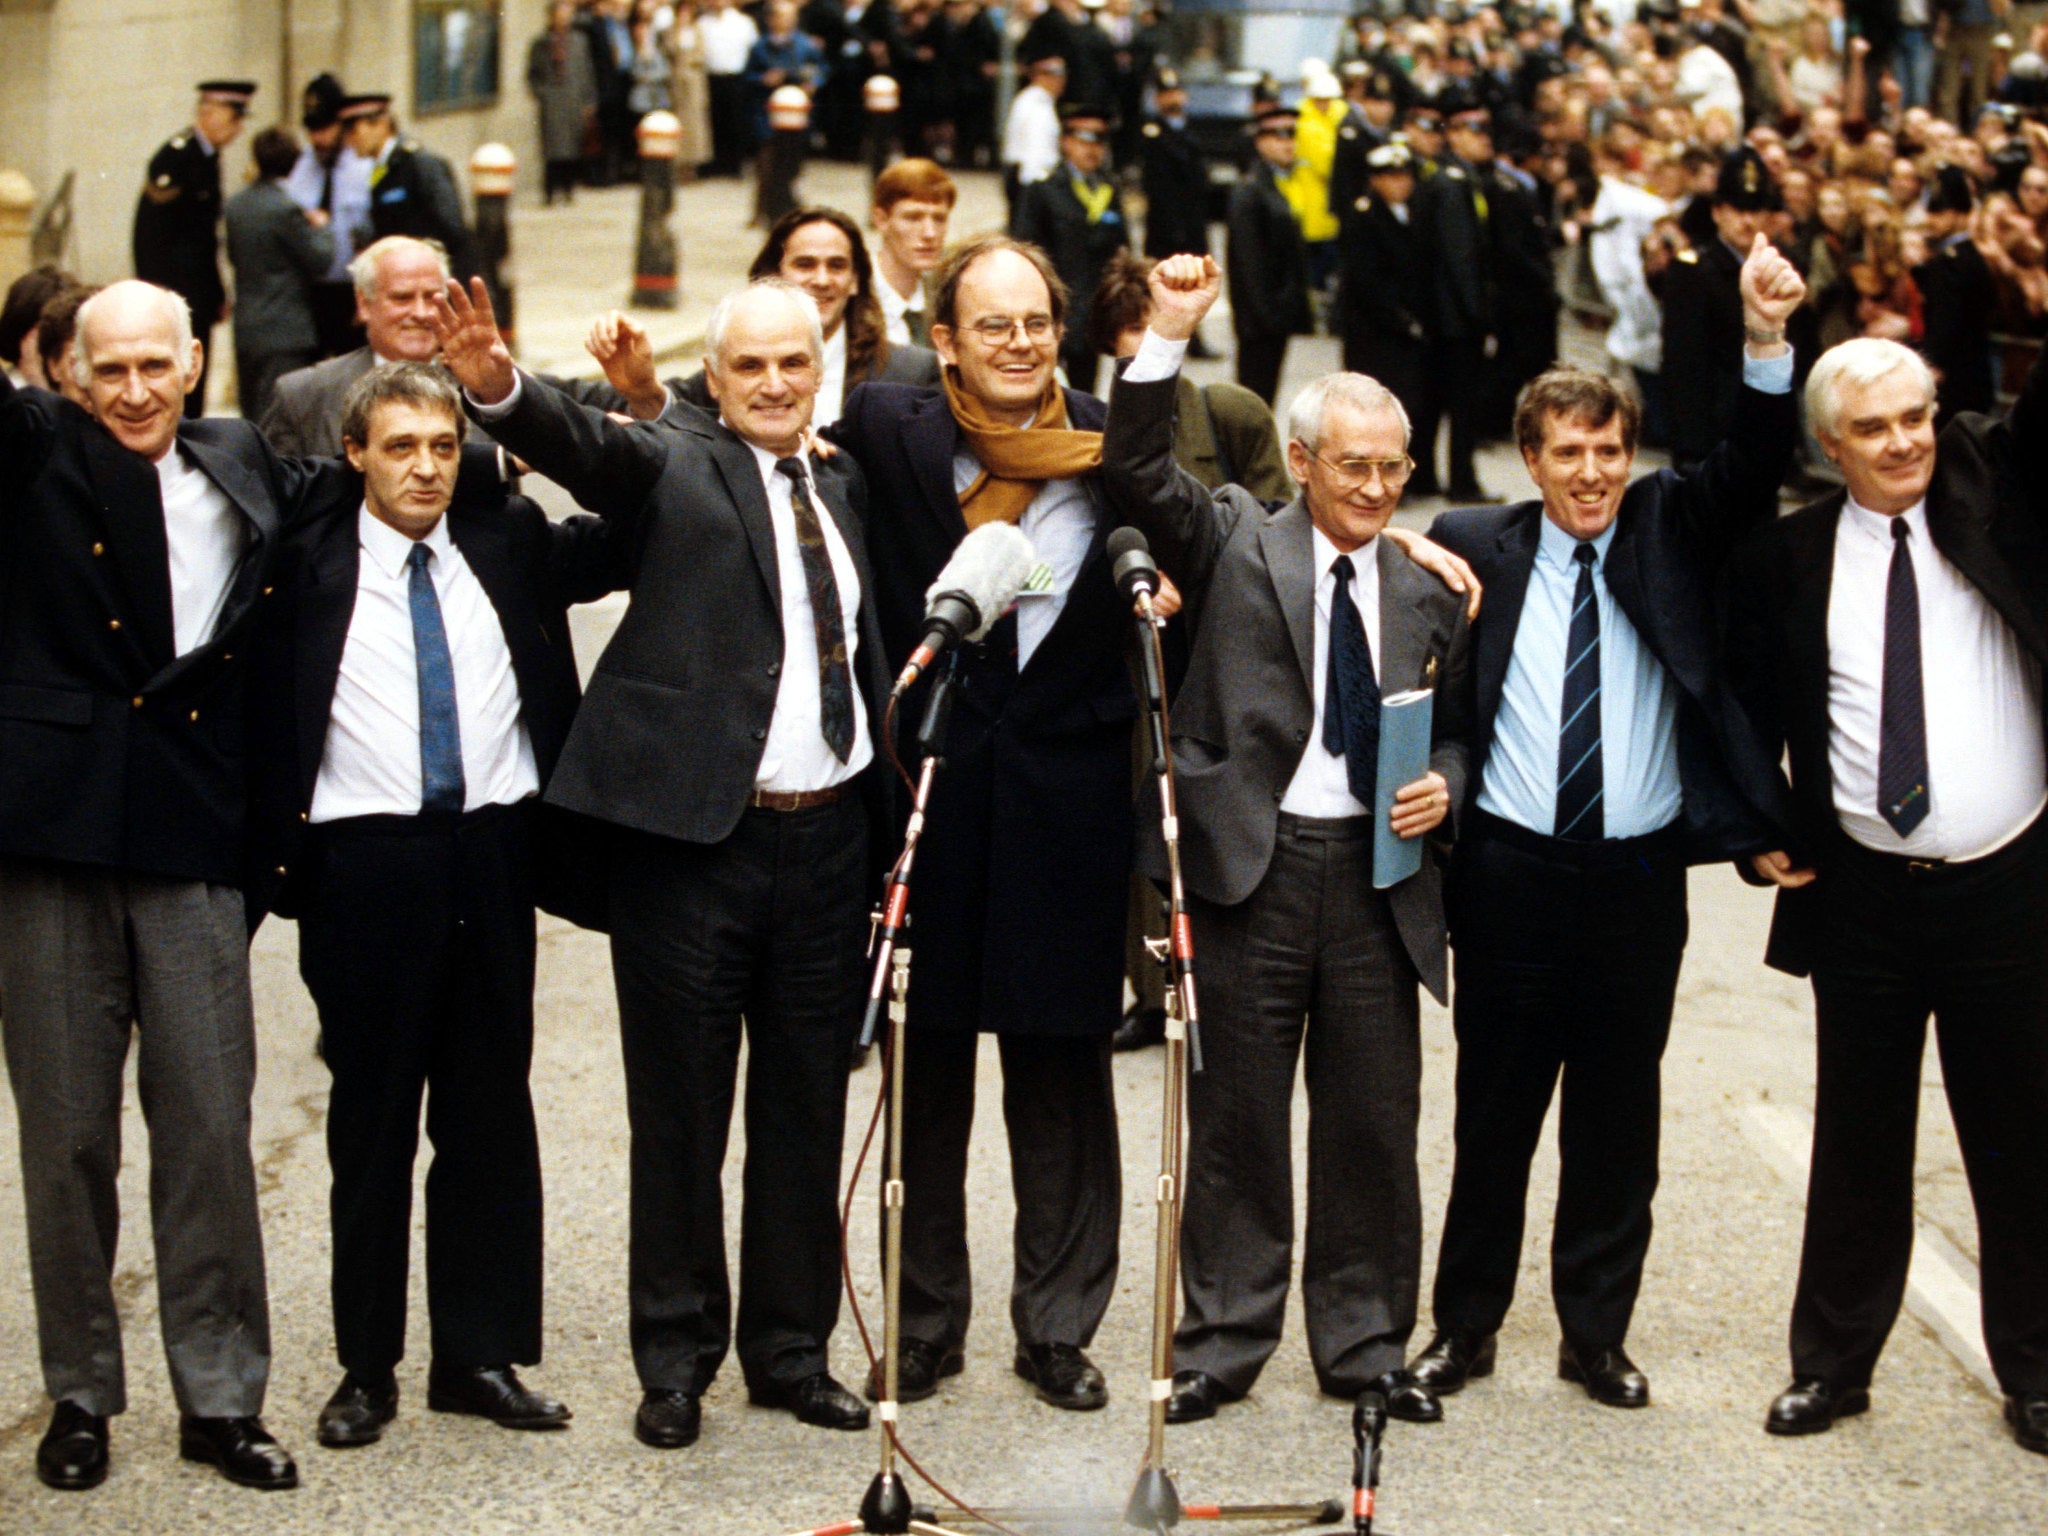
1107, 525, 1159, 605
893, 522, 1037, 696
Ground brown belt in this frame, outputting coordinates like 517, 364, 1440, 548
749, 784, 849, 812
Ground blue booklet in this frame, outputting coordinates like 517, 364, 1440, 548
1373, 689, 1435, 890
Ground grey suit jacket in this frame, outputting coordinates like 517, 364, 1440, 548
258, 346, 374, 457
1101, 369, 1473, 1001
223, 180, 335, 360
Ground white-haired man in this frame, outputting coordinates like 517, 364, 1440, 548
1727, 337, 2048, 1456
431, 275, 882, 1451
0, 279, 360, 1492
1099, 253, 1477, 1426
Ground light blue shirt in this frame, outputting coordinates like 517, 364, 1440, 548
284, 145, 374, 281
951, 450, 1097, 670
1478, 349, 1792, 839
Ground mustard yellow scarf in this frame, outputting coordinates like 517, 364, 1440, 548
941, 368, 1103, 528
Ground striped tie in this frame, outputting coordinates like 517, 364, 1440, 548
1554, 542, 1603, 841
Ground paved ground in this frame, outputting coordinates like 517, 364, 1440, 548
2, 167, 2041, 1533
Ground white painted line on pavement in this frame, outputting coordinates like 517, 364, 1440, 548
1736, 1102, 1999, 1396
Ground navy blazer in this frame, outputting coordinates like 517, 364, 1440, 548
827, 379, 1136, 1036
1428, 377, 1800, 864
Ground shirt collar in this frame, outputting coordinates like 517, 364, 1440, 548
734, 431, 813, 488
193, 130, 218, 158
359, 501, 452, 580
1536, 509, 1617, 573
1843, 494, 1928, 547
1311, 523, 1378, 589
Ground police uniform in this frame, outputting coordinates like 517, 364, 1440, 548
341, 93, 482, 282
132, 80, 255, 418
1413, 120, 1494, 501
1327, 74, 1395, 245
1660, 148, 1774, 473
1226, 106, 1312, 406
1138, 71, 1210, 260
1913, 167, 1997, 425
1338, 144, 1433, 488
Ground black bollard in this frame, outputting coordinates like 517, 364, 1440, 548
631, 111, 682, 310
864, 73, 899, 189
469, 143, 518, 345
755, 85, 811, 226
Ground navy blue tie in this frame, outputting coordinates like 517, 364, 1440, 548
1554, 541, 1604, 841
1323, 553, 1381, 807
1878, 518, 1930, 836
407, 542, 466, 814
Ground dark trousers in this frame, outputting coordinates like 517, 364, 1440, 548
1176, 814, 1423, 1396
1234, 327, 1289, 407
707, 73, 748, 176
1433, 812, 1688, 1350
234, 345, 315, 429
310, 282, 360, 361
609, 799, 868, 1394
1415, 335, 1489, 497
297, 804, 543, 1381
898, 1030, 1122, 1353
1791, 821, 2048, 1396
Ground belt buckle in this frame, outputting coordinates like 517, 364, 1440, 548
1906, 858, 1941, 876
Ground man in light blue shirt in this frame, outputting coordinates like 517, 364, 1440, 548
1411, 235, 1806, 1413
284, 73, 375, 358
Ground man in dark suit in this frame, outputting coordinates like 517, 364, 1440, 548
1100, 255, 1476, 1426
1412, 89, 1500, 503
1726, 336, 2048, 1456
133, 79, 255, 416
244, 363, 616, 1451
1227, 103, 1312, 406
0, 279, 370, 1493
1338, 143, 1435, 493
1912, 166, 1997, 426
1410, 238, 1807, 1410
1137, 69, 1209, 263
1661, 146, 1780, 474
224, 126, 337, 425
432, 275, 880, 1451
339, 94, 481, 284
826, 235, 1135, 1413
1012, 104, 1130, 395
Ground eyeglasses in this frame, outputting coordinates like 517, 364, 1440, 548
1308, 450, 1414, 488
964, 314, 1057, 344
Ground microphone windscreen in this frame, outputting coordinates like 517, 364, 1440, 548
925, 522, 1038, 642
1105, 526, 1151, 562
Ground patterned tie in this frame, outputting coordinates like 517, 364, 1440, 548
1323, 554, 1381, 807
774, 457, 856, 763
1878, 518, 1930, 836
1554, 541, 1604, 841
407, 542, 466, 814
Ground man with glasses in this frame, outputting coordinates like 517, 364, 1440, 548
1226, 102, 1312, 405
1405, 236, 1806, 1414
1096, 254, 1476, 1427
1011, 104, 1130, 395
827, 235, 1135, 1413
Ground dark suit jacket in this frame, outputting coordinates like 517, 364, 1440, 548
1418, 155, 1495, 343
0, 370, 356, 885
1138, 115, 1211, 258
368, 139, 481, 281
1429, 376, 1800, 869
1725, 350, 2048, 977
1341, 195, 1433, 358
1100, 369, 1472, 1002
133, 129, 227, 321
1226, 161, 1311, 342
471, 373, 889, 851
244, 468, 620, 926
827, 379, 1136, 1035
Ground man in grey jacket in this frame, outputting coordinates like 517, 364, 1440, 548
225, 126, 336, 423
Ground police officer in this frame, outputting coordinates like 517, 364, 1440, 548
1328, 65, 1397, 244
1338, 142, 1436, 493
1660, 145, 1779, 474
1442, 100, 1556, 438
337, 94, 482, 284
1011, 102, 1131, 394
1138, 69, 1208, 261
133, 79, 256, 417
1413, 89, 1496, 503
1225, 102, 1311, 406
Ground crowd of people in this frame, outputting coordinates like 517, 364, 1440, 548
3, 0, 2048, 1506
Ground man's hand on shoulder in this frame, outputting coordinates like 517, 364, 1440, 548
1383, 526, 1482, 619
1146, 254, 1222, 342
429, 277, 517, 405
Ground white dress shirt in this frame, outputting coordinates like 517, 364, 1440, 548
309, 507, 539, 822
1827, 498, 2047, 859
698, 6, 760, 73
1590, 176, 1671, 375
1003, 84, 1063, 185
154, 447, 246, 657
1280, 527, 1383, 819
741, 438, 875, 791
816, 323, 848, 427
949, 451, 1097, 671
876, 273, 926, 347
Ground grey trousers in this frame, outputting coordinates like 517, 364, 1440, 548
0, 858, 270, 1418
1175, 814, 1424, 1397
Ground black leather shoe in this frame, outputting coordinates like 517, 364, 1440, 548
425, 1364, 571, 1429
1112, 1005, 1167, 1053
35, 1401, 108, 1491
1164, 1370, 1237, 1424
178, 1415, 298, 1490
1013, 1343, 1109, 1411
1559, 1341, 1650, 1409
865, 1338, 965, 1404
1766, 1377, 1870, 1436
1365, 1370, 1442, 1424
635, 1389, 701, 1449
316, 1374, 398, 1449
2006, 1392, 2048, 1455
1409, 1332, 1496, 1395
750, 1372, 870, 1431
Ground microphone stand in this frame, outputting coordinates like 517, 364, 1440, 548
951, 595, 1339, 1534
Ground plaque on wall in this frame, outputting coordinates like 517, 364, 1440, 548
415, 0, 501, 115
